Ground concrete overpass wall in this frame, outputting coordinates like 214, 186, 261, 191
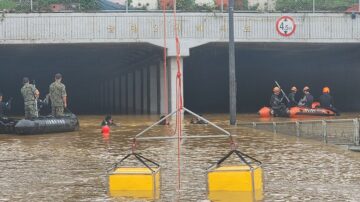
0, 13, 359, 45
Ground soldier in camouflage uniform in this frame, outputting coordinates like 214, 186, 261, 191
21, 77, 39, 119
49, 73, 67, 117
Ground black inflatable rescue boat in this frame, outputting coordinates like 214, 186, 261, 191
0, 113, 79, 135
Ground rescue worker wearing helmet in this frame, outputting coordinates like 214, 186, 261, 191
270, 87, 288, 117
298, 86, 314, 108
287, 86, 298, 107
319, 87, 339, 115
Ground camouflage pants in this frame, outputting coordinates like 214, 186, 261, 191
52, 106, 64, 117
24, 102, 38, 119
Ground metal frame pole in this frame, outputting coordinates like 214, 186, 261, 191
312, 0, 315, 13
228, 0, 237, 125
184, 107, 231, 136
221, 0, 224, 12
126, 0, 128, 13
134, 109, 178, 139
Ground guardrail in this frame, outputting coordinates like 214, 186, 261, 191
238, 118, 360, 146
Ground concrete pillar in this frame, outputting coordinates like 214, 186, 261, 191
104, 80, 109, 113
100, 82, 104, 112
168, 57, 184, 113
127, 72, 134, 114
159, 61, 166, 115
114, 77, 120, 113
109, 79, 114, 113
149, 65, 158, 114
135, 70, 142, 114
120, 74, 127, 114
142, 67, 149, 114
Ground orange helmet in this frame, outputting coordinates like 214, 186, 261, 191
323, 87, 330, 93
273, 87, 280, 93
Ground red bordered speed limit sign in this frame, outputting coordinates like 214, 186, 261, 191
276, 16, 296, 37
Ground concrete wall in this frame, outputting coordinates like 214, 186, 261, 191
0, 13, 359, 45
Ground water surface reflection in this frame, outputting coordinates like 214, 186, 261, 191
0, 114, 359, 201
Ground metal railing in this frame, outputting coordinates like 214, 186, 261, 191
1, 0, 359, 13
238, 118, 360, 146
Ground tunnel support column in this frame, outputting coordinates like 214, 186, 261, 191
120, 75, 126, 114
168, 57, 183, 113
142, 67, 149, 114
135, 70, 142, 114
149, 65, 158, 114
127, 72, 134, 114
159, 61, 167, 115
109, 79, 114, 113
114, 77, 120, 113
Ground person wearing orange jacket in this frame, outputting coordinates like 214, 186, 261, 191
319, 87, 339, 115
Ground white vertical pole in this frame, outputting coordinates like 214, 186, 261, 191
312, 0, 315, 13
221, 0, 223, 12
126, 0, 128, 12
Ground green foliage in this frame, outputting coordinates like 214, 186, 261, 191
36, 0, 98, 11
78, 0, 98, 10
0, 0, 17, 10
176, 0, 196, 11
276, 0, 354, 12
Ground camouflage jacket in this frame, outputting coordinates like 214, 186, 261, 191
49, 81, 67, 107
21, 83, 37, 104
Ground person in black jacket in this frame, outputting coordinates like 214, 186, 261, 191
298, 86, 314, 108
0, 93, 12, 117
287, 86, 298, 107
270, 87, 288, 117
101, 115, 117, 126
319, 87, 339, 115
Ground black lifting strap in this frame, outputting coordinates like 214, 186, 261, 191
209, 149, 262, 170
111, 153, 160, 173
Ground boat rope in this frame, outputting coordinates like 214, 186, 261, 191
170, 0, 183, 192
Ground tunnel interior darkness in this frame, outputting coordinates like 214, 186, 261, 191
0, 43, 162, 115
1, 42, 360, 116
184, 43, 360, 113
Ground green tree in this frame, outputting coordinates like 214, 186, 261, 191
176, 0, 195, 11
0, 0, 17, 10
276, 0, 354, 12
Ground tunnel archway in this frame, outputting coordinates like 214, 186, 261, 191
184, 43, 360, 113
0, 43, 162, 115
1, 42, 360, 116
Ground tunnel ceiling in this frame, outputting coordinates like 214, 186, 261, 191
0, 43, 161, 81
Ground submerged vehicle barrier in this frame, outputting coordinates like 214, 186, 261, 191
238, 118, 360, 147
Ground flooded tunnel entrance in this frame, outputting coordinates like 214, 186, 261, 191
0, 43, 162, 115
184, 43, 360, 113
2, 42, 360, 116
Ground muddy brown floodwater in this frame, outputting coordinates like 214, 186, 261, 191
0, 114, 359, 201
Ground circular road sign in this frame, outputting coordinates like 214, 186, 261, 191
276, 16, 296, 37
